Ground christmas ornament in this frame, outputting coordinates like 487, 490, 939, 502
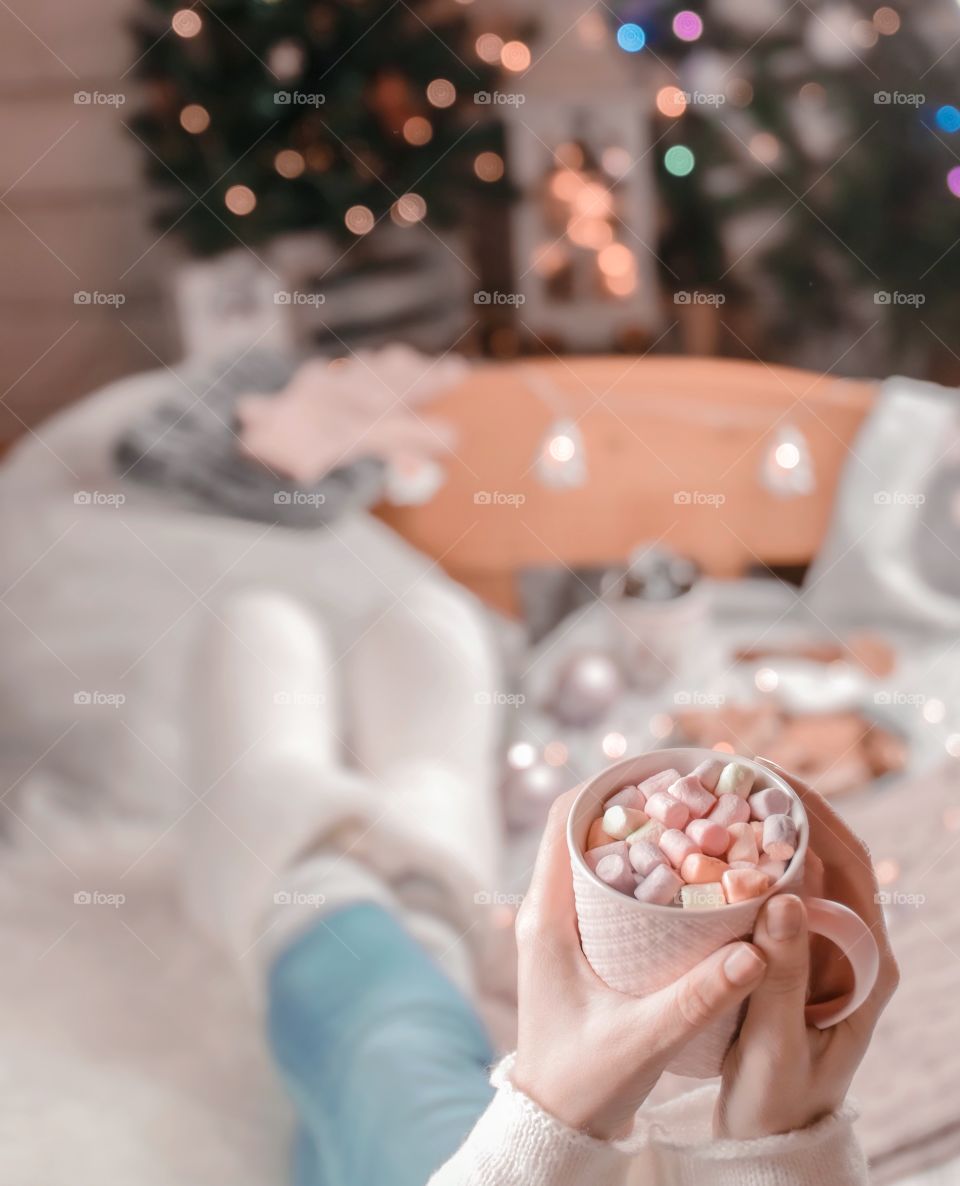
547, 649, 624, 727
501, 759, 568, 829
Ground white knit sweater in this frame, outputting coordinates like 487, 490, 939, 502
429, 1055, 869, 1186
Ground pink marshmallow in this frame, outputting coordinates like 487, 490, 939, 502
585, 840, 629, 872
722, 867, 771, 903
586, 818, 615, 850
593, 852, 637, 895
637, 768, 681, 798
710, 793, 751, 827
659, 827, 700, 868
759, 857, 788, 882
748, 786, 793, 820
605, 783, 646, 811
644, 790, 690, 830
630, 819, 666, 847
603, 804, 649, 840
726, 821, 760, 864
634, 863, 683, 906
666, 773, 717, 820
628, 839, 668, 877
691, 758, 725, 791
762, 813, 798, 861
751, 820, 765, 847
685, 817, 729, 857
681, 853, 729, 884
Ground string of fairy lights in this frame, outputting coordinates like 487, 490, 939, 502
166, 5, 523, 231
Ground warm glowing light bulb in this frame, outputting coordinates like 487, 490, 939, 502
180, 104, 210, 133
403, 116, 433, 145
474, 151, 504, 181
274, 148, 305, 178
500, 40, 531, 71
426, 79, 456, 108
172, 9, 202, 37
656, 85, 687, 118
224, 184, 256, 215
345, 205, 375, 234
775, 442, 800, 469
475, 33, 503, 63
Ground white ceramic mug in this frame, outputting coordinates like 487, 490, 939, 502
567, 748, 880, 1078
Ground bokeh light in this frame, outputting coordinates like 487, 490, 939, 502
345, 204, 375, 234
474, 151, 504, 182
426, 79, 456, 108
392, 193, 427, 224
946, 733, 960, 758
475, 33, 503, 63
728, 78, 754, 107
602, 731, 627, 758
544, 741, 569, 767
179, 104, 210, 134
274, 148, 305, 178
598, 243, 634, 277
656, 86, 688, 118
403, 116, 433, 145
506, 742, 537, 769
755, 667, 779, 692
616, 23, 646, 52
172, 9, 202, 37
548, 434, 576, 462
673, 10, 703, 41
947, 166, 960, 197
664, 144, 695, 176
602, 146, 632, 177
224, 185, 256, 215
873, 6, 901, 34
750, 131, 781, 164
501, 40, 531, 72
852, 19, 879, 48
923, 698, 946, 724
775, 442, 801, 469
567, 217, 613, 249
555, 141, 584, 169
936, 105, 960, 133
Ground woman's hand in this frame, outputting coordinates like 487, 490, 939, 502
715, 760, 900, 1140
511, 788, 767, 1140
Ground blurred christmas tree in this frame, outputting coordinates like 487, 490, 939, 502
130, 0, 510, 257
625, 0, 960, 372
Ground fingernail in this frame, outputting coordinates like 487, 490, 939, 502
766, 894, 803, 941
724, 943, 765, 986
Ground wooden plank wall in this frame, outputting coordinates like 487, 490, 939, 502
0, 0, 178, 443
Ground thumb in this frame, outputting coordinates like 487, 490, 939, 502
642, 941, 767, 1057
740, 894, 810, 1046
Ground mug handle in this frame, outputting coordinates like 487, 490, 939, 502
802, 897, 881, 1029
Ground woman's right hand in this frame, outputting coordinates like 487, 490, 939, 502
715, 760, 900, 1140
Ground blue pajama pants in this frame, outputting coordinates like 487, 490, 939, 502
267, 902, 496, 1186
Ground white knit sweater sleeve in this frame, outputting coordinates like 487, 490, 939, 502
427, 1055, 870, 1186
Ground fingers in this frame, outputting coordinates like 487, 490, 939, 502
514, 788, 583, 969
640, 941, 766, 1057
740, 894, 810, 1049
756, 759, 900, 1025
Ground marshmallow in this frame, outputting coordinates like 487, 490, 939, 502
644, 791, 690, 830
585, 840, 629, 872
637, 768, 681, 798
748, 786, 793, 820
680, 853, 729, 884
603, 804, 649, 840
659, 827, 700, 869
594, 852, 638, 895
634, 863, 683, 906
685, 817, 729, 857
751, 820, 765, 848
729, 859, 761, 870
605, 783, 646, 811
716, 762, 755, 799
722, 867, 770, 903
709, 793, 751, 827
629, 839, 668, 877
666, 773, 717, 820
692, 758, 725, 791
726, 821, 760, 864
762, 813, 798, 861
759, 857, 788, 882
628, 819, 666, 847
586, 818, 616, 850
680, 882, 725, 910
